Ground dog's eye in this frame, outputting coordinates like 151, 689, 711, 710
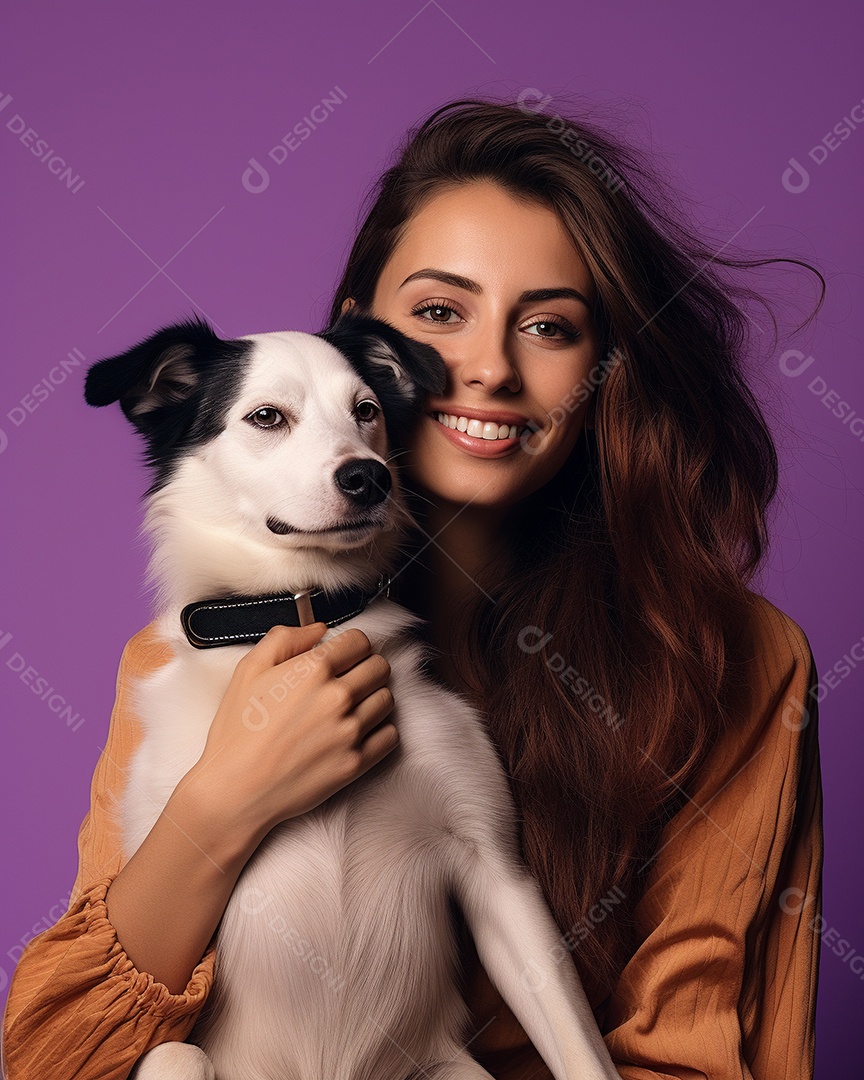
354, 399, 380, 423
246, 407, 286, 429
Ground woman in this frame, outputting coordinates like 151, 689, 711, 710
2, 97, 825, 1080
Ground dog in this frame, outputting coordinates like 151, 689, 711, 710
83, 311, 619, 1080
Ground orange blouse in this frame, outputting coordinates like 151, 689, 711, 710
1, 592, 823, 1080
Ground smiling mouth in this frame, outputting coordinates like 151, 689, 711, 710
266, 516, 376, 535
431, 412, 530, 441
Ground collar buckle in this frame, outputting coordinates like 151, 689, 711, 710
291, 588, 316, 626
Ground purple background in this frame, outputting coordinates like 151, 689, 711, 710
2, 1, 862, 1073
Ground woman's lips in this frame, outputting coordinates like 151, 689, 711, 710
427, 412, 528, 458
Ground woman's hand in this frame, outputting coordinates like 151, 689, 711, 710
181, 622, 398, 845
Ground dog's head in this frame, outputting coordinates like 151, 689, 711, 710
84, 310, 446, 605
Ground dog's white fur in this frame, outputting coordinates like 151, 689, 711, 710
115, 330, 619, 1080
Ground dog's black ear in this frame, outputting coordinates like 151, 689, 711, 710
84, 316, 223, 436
316, 310, 447, 446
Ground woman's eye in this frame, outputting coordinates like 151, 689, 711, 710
355, 399, 380, 423
409, 301, 580, 343
246, 406, 286, 428
409, 300, 462, 325
522, 318, 581, 342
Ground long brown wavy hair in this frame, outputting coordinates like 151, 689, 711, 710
323, 96, 825, 1007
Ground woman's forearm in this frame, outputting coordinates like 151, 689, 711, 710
104, 767, 266, 995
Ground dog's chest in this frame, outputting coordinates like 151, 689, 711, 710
187, 783, 467, 1077
116, 624, 517, 1077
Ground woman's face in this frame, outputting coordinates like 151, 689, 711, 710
343, 179, 603, 512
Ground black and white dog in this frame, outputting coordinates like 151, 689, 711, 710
83, 312, 618, 1080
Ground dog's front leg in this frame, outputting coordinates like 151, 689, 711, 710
127, 1041, 216, 1080
450, 843, 620, 1080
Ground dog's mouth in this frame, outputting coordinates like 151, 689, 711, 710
266, 516, 377, 536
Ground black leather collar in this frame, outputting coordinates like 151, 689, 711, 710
180, 575, 390, 649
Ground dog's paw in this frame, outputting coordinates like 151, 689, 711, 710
128, 1041, 216, 1080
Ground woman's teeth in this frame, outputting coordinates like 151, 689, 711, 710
435, 413, 524, 440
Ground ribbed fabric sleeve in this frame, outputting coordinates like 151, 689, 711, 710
601, 596, 822, 1079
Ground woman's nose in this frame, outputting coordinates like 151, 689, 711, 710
455, 330, 522, 394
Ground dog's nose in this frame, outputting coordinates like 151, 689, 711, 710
333, 459, 392, 508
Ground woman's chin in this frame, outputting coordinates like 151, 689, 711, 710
406, 469, 526, 515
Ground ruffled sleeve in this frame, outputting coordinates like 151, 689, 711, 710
1, 626, 217, 1080
602, 595, 824, 1079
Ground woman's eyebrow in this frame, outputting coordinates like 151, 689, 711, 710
398, 268, 592, 310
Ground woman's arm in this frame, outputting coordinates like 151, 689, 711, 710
0, 626, 227, 1080
601, 595, 823, 1079
2, 617, 398, 1080
103, 768, 264, 996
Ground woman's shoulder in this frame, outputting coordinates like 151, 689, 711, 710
625, 589, 822, 931
739, 590, 818, 745
688, 589, 818, 807
742, 589, 815, 679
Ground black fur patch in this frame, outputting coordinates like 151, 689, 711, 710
84, 315, 251, 496
317, 311, 447, 449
